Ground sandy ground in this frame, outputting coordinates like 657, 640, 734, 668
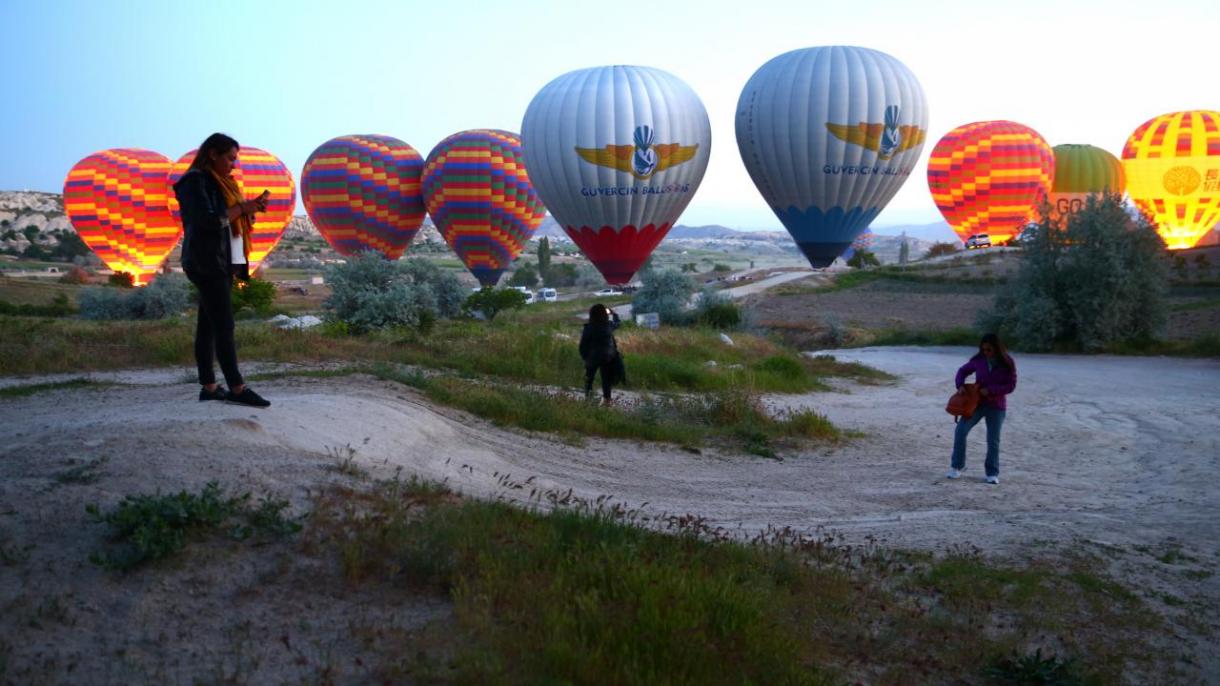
1, 349, 1218, 682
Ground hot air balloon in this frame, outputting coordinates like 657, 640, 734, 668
301, 135, 425, 259
1122, 110, 1220, 250
841, 229, 874, 262
62, 148, 177, 286
422, 130, 546, 287
522, 65, 711, 285
928, 121, 1054, 245
1049, 144, 1125, 222
736, 46, 929, 268
168, 147, 296, 271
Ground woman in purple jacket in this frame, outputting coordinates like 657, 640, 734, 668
947, 333, 1017, 484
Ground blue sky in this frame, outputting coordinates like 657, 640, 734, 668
2, 0, 1215, 229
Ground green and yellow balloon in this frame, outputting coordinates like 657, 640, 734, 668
1049, 144, 1125, 222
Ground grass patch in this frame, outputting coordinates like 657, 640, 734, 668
370, 365, 838, 456
86, 482, 301, 571
1101, 334, 1220, 358
0, 315, 887, 391
862, 327, 980, 348
53, 457, 109, 485
0, 378, 99, 399
304, 480, 1165, 684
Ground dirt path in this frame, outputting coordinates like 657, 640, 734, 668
1, 351, 1218, 681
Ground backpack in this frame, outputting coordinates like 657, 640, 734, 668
946, 383, 980, 422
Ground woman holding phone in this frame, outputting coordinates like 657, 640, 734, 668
174, 132, 271, 408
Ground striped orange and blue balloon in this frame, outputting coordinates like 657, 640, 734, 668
62, 148, 178, 286
168, 147, 296, 270
301, 135, 425, 259
422, 129, 547, 287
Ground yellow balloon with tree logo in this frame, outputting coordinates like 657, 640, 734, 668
1122, 110, 1220, 249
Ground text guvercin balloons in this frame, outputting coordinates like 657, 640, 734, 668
522, 65, 711, 285
736, 46, 929, 267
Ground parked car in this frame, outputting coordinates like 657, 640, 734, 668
965, 234, 992, 250
594, 288, 623, 297
539, 287, 558, 303
510, 286, 535, 304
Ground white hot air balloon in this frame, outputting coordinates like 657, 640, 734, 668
736, 46, 929, 267
522, 65, 712, 284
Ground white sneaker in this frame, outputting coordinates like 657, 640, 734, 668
945, 468, 962, 479
985, 475, 999, 485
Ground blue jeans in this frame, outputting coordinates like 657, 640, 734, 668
950, 404, 1005, 477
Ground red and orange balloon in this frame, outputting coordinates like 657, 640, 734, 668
927, 121, 1055, 245
62, 148, 179, 286
168, 147, 296, 271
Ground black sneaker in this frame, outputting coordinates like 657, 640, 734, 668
226, 386, 271, 408
199, 385, 228, 402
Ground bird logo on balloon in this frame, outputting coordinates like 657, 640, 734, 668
575, 125, 699, 179
825, 105, 926, 161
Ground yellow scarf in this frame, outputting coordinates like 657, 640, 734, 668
207, 167, 252, 260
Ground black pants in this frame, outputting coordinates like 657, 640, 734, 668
189, 273, 243, 388
585, 363, 613, 400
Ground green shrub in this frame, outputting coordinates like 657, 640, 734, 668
79, 274, 191, 320
86, 482, 299, 571
0, 293, 75, 317
107, 272, 134, 288
924, 242, 960, 259
631, 268, 695, 325
979, 194, 1168, 351
694, 289, 741, 329
231, 276, 277, 315
324, 252, 465, 333
464, 287, 528, 321
846, 250, 880, 268
507, 262, 539, 288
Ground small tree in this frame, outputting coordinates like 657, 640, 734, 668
507, 262, 539, 288
898, 238, 910, 265
464, 288, 527, 321
978, 193, 1168, 351
537, 237, 552, 283
631, 268, 695, 325
712, 263, 732, 273
924, 242, 960, 259
846, 251, 880, 268
108, 272, 135, 288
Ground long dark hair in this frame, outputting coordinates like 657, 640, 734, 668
978, 332, 1014, 369
589, 303, 609, 326
187, 133, 240, 173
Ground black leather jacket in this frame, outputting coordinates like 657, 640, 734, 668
174, 169, 232, 279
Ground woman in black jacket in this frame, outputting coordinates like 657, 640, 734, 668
174, 133, 271, 408
579, 303, 621, 405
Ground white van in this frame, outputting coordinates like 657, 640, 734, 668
539, 288, 557, 303
510, 286, 535, 304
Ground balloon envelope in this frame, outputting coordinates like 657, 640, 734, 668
422, 130, 546, 287
736, 46, 929, 267
301, 135, 426, 259
928, 121, 1054, 244
62, 148, 177, 286
1122, 110, 1220, 250
1049, 144, 1126, 221
522, 65, 711, 285
168, 147, 296, 271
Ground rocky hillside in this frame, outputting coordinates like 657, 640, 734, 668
0, 191, 74, 255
